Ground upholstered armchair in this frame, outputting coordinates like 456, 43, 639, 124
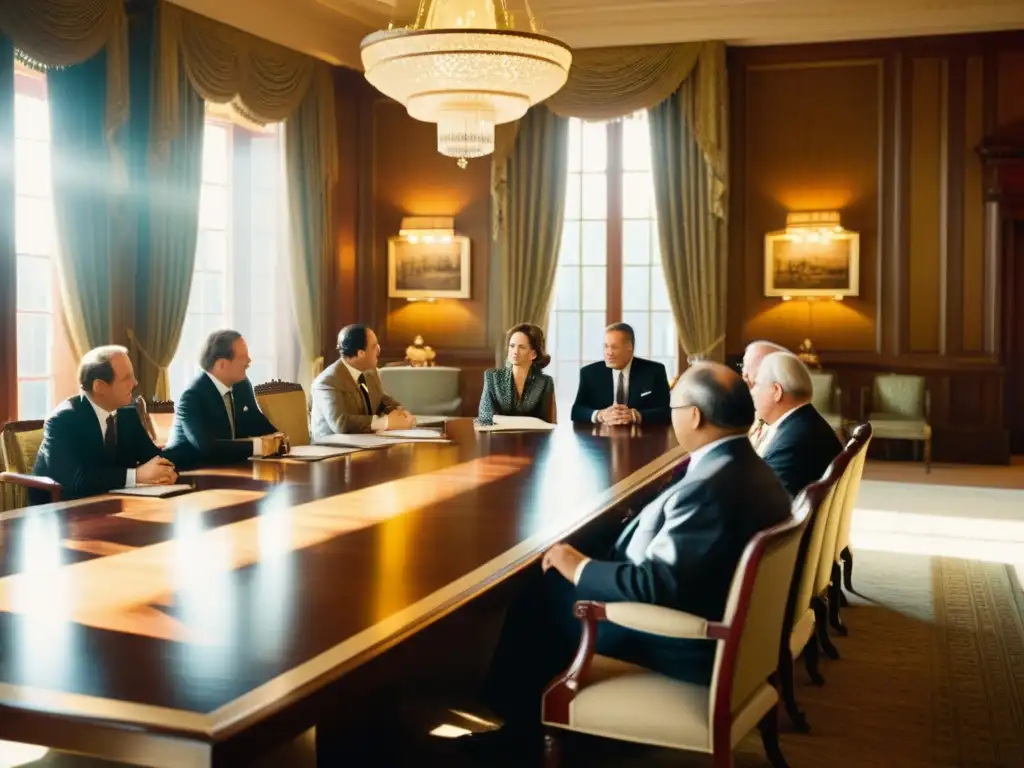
861, 374, 931, 471
0, 420, 60, 510
540, 510, 811, 768
254, 380, 310, 447
809, 371, 844, 437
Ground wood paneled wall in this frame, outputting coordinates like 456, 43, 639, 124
728, 32, 1024, 463
333, 73, 496, 415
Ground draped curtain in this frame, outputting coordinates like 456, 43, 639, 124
494, 105, 569, 364
491, 41, 728, 362
0, 0, 129, 360
649, 74, 727, 363
48, 52, 117, 356
131, 4, 204, 398
142, 0, 337, 396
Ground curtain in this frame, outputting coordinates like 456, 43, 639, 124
130, 31, 204, 400
648, 72, 728, 363
149, 1, 337, 390
1, 34, 15, 429
0, 0, 128, 142
47, 51, 117, 356
495, 105, 569, 364
285, 64, 336, 391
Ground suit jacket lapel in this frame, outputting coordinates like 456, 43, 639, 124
627, 360, 641, 409
75, 395, 105, 451
599, 366, 614, 406
199, 374, 234, 438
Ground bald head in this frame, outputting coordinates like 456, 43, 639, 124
672, 362, 755, 451
742, 340, 789, 388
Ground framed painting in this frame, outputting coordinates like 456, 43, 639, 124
764, 231, 860, 297
387, 235, 471, 299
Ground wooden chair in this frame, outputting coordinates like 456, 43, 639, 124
861, 374, 931, 471
540, 492, 815, 768
136, 396, 175, 447
828, 423, 874, 629
777, 424, 871, 731
0, 420, 61, 509
254, 379, 310, 446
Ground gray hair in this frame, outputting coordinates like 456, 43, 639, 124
671, 363, 755, 430
756, 351, 813, 400
744, 340, 789, 358
78, 345, 129, 392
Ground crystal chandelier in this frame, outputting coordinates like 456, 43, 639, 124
361, 0, 572, 168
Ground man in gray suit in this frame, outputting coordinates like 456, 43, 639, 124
310, 325, 416, 437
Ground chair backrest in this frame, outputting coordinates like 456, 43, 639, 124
706, 497, 813, 721
254, 380, 310, 447
813, 424, 872, 593
834, 423, 874, 557
808, 372, 836, 413
1, 420, 46, 511
873, 374, 926, 418
135, 397, 175, 445
787, 439, 855, 629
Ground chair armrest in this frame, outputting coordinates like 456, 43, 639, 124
603, 602, 712, 639
0, 472, 62, 503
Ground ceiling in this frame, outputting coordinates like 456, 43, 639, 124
167, 0, 1024, 70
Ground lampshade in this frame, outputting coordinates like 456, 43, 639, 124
360, 0, 572, 167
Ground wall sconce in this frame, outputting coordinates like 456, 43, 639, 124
388, 216, 472, 301
764, 210, 860, 299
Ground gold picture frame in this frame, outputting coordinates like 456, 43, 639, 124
764, 230, 860, 297
387, 235, 471, 299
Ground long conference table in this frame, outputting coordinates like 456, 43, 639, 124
0, 419, 683, 766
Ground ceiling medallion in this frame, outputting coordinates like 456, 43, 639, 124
361, 0, 572, 167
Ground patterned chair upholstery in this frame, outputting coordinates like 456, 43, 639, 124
254, 380, 310, 447
540, 501, 812, 768
864, 374, 931, 471
809, 371, 843, 436
0, 420, 60, 509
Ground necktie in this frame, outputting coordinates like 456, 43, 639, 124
104, 413, 117, 456
614, 370, 626, 405
357, 373, 373, 415
223, 391, 236, 437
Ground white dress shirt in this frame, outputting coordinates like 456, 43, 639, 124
572, 433, 748, 584
756, 402, 810, 457
205, 372, 266, 456
87, 397, 135, 488
592, 359, 634, 423
342, 360, 388, 432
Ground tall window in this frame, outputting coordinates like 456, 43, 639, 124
548, 113, 678, 409
168, 107, 297, 399
13, 62, 74, 419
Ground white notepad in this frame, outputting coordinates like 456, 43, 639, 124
110, 484, 194, 498
412, 416, 447, 427
381, 428, 447, 439
317, 433, 451, 448
475, 416, 556, 432
251, 445, 361, 462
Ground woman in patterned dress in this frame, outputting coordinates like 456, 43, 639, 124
477, 323, 556, 425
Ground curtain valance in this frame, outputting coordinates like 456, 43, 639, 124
0, 0, 128, 139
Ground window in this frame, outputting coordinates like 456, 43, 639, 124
13, 62, 75, 419
168, 107, 298, 399
548, 113, 679, 410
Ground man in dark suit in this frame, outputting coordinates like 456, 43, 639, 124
32, 346, 178, 503
310, 325, 416, 437
163, 330, 284, 469
570, 322, 671, 425
471, 362, 792, 750
752, 351, 843, 496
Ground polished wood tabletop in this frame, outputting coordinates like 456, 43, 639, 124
0, 419, 682, 766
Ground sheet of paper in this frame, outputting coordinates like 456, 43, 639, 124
110, 484, 194, 498
380, 428, 447, 439
316, 433, 451, 448
251, 445, 361, 462
475, 416, 556, 432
